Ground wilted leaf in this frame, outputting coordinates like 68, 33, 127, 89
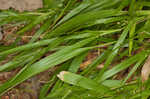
0, 27, 2, 41
80, 59, 92, 70
141, 55, 150, 82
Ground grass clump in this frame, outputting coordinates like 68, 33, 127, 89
0, 0, 150, 98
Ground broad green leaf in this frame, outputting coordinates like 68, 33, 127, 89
45, 10, 127, 38
0, 47, 91, 95
102, 80, 122, 88
0, 37, 63, 72
57, 71, 110, 94
0, 37, 95, 95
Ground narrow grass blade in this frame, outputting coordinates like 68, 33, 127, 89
83, 0, 117, 12
142, 1, 150, 7
55, 0, 94, 27
39, 76, 56, 99
69, 52, 88, 73
45, 10, 126, 38
0, 38, 56, 56
136, 10, 150, 16
129, 21, 136, 56
100, 51, 147, 82
123, 56, 146, 84
52, 0, 75, 28
118, 0, 130, 10
50, 61, 72, 93
16, 12, 51, 35
81, 48, 111, 76
129, 0, 136, 16
95, 21, 132, 81
0, 49, 40, 72
83, 16, 127, 28
29, 18, 52, 43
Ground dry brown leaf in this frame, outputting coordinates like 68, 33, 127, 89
2, 25, 18, 45
80, 59, 92, 70
80, 51, 97, 70
21, 36, 32, 43
141, 55, 150, 82
1, 96, 9, 99
0, 27, 3, 41
97, 63, 104, 69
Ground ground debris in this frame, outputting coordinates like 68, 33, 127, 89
0, 27, 3, 41
141, 55, 150, 82
80, 51, 97, 70
0, 0, 43, 11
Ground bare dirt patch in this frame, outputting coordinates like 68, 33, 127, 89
0, 0, 43, 11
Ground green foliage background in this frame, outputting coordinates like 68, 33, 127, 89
0, 0, 150, 98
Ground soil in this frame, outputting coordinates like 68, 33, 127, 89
0, 0, 43, 11
0, 0, 43, 97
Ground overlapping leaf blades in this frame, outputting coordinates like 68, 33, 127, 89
0, 0, 150, 98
